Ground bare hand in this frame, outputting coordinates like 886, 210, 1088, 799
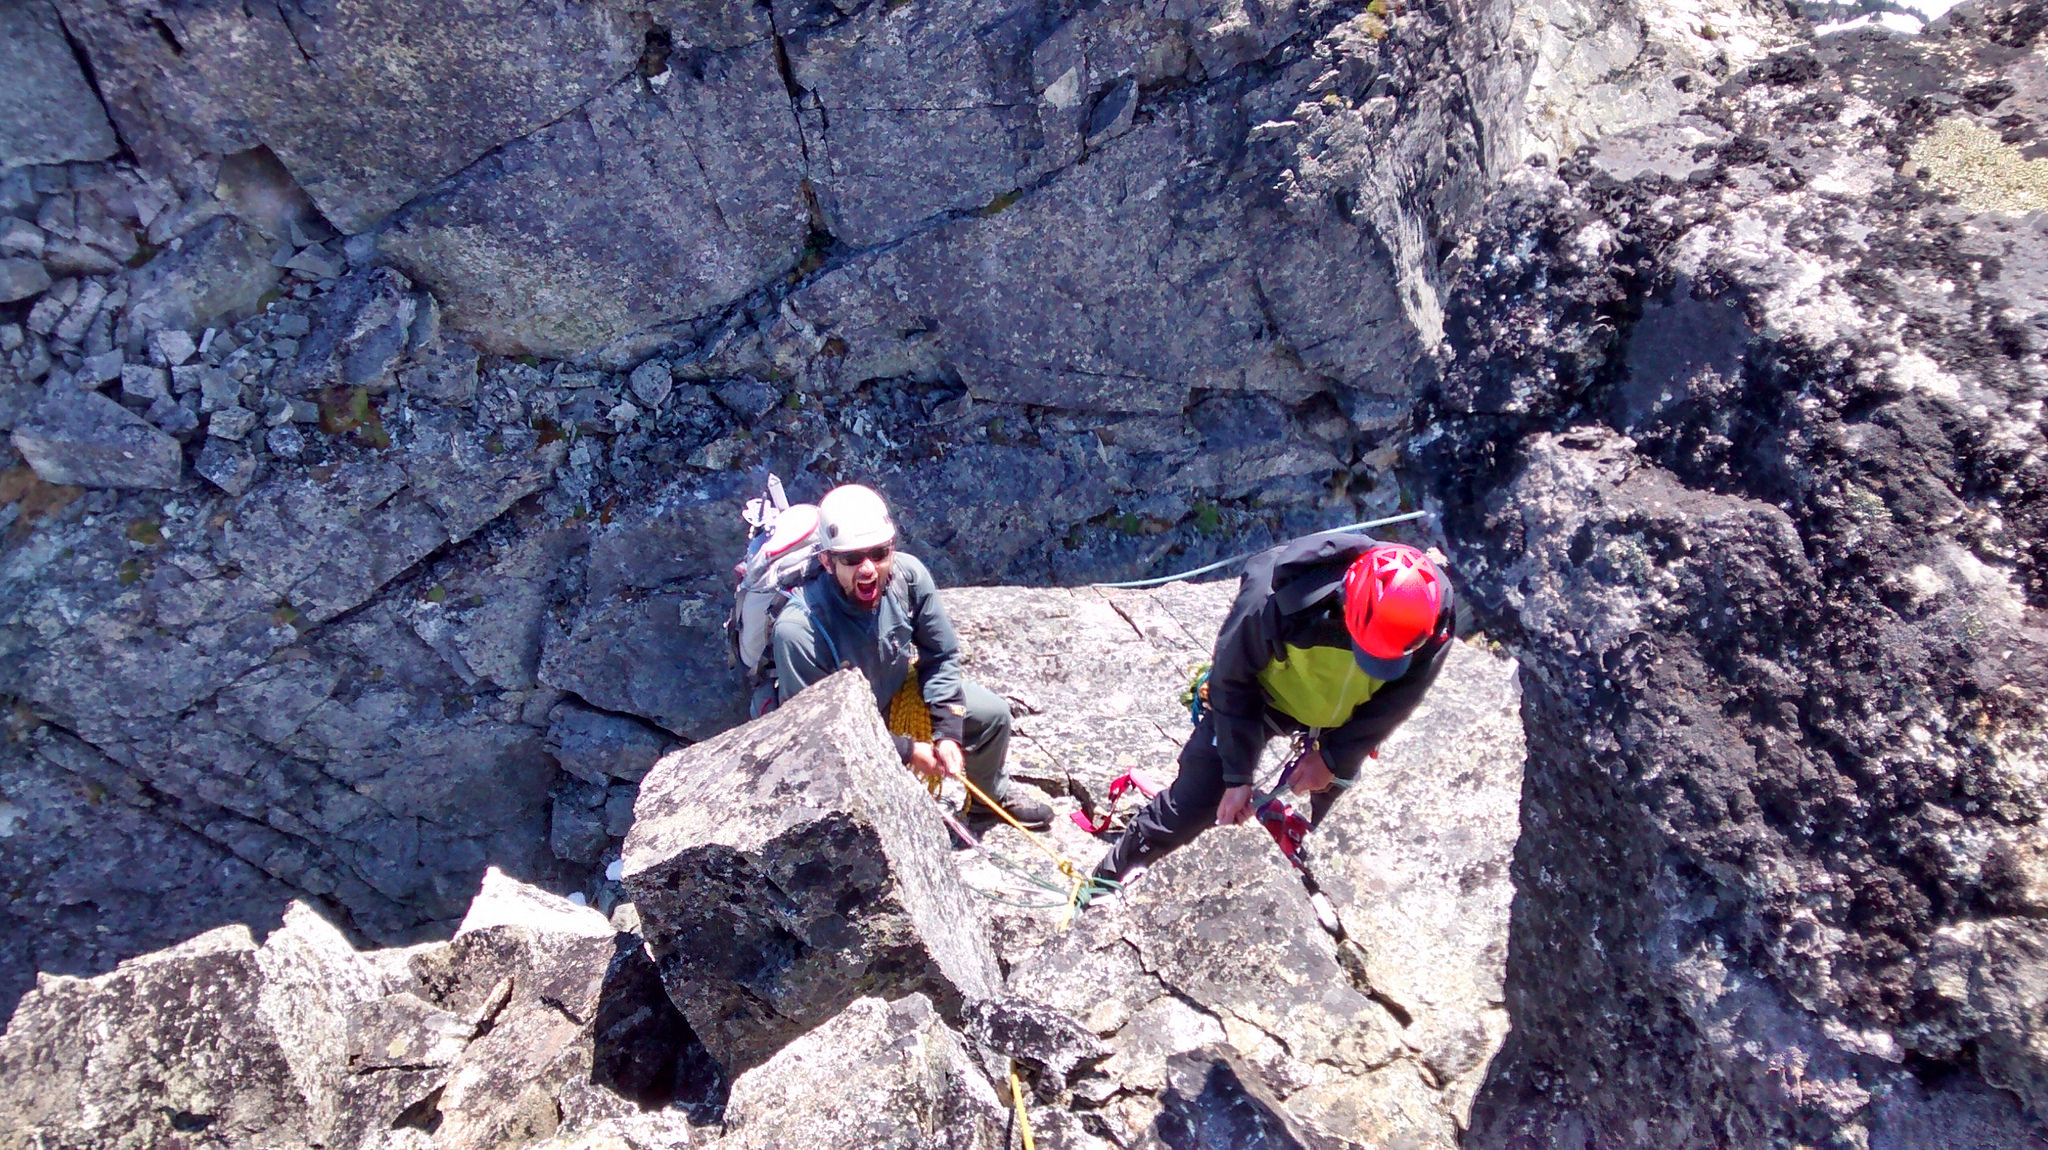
1216, 785, 1256, 826
934, 739, 965, 779
1290, 747, 1336, 795
908, 741, 942, 780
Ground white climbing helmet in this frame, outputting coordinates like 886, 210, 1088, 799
818, 484, 896, 553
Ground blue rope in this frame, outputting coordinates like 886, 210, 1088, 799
1090, 511, 1431, 590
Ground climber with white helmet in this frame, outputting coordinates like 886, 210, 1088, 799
1091, 531, 1455, 885
772, 483, 1056, 830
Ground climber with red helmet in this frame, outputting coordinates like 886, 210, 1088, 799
1091, 531, 1455, 884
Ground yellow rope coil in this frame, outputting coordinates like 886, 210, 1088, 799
887, 672, 934, 743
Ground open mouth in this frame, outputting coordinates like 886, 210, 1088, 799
852, 572, 883, 604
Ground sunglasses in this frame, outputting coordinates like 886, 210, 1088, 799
829, 544, 894, 566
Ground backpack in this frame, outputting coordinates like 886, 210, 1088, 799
725, 473, 825, 714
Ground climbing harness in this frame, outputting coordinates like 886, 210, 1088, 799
1089, 510, 1429, 590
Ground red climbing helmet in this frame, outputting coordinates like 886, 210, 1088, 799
1342, 543, 1444, 680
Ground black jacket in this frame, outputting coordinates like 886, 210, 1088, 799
1208, 531, 1455, 784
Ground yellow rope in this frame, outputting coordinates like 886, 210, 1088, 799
1010, 1066, 1036, 1150
890, 664, 1092, 927
956, 772, 1090, 928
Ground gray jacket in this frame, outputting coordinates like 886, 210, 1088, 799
771, 552, 968, 746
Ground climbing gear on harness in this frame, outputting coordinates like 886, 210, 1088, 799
1181, 662, 1212, 726
1343, 542, 1444, 680
1070, 770, 1162, 835
1089, 510, 1429, 590
1253, 739, 1319, 873
818, 483, 896, 552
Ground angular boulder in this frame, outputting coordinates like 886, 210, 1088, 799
714, 994, 1007, 1150
401, 868, 639, 1148
622, 669, 1000, 1075
546, 700, 673, 785
11, 386, 184, 488
0, 902, 382, 1150
122, 215, 282, 335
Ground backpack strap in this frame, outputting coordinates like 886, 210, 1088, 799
802, 580, 843, 671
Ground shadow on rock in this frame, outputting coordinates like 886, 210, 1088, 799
589, 930, 727, 1122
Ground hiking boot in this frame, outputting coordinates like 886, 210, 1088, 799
971, 783, 1054, 831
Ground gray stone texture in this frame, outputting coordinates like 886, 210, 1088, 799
1427, 15, 2048, 1147
0, 256, 50, 302
11, 386, 183, 488
546, 701, 673, 785
0, 871, 708, 1149
713, 994, 1008, 1150
124, 215, 282, 336
379, 39, 808, 360
51, 0, 652, 233
621, 669, 1001, 1075
1311, 640, 1524, 1125
0, 1, 119, 170
0, 902, 383, 1150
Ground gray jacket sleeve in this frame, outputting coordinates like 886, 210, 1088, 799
898, 555, 968, 745
771, 591, 833, 705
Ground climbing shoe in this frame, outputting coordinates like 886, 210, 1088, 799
971, 784, 1055, 832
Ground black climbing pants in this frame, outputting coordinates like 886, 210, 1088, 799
1096, 708, 1366, 879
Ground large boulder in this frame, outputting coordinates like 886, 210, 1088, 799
0, 0, 119, 169
11, 386, 183, 489
713, 994, 1008, 1150
621, 669, 1001, 1075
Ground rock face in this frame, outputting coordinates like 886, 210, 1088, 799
6, 0, 2048, 1144
621, 669, 1001, 1075
1421, 8, 2048, 1146
0, 1, 119, 170
52, 0, 651, 233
